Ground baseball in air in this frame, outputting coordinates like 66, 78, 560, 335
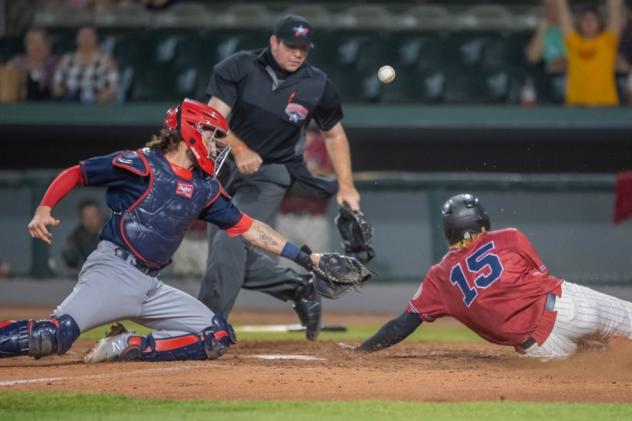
377, 65, 396, 84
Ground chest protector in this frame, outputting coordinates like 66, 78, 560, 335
115, 148, 221, 268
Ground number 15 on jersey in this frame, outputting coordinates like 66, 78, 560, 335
449, 241, 504, 307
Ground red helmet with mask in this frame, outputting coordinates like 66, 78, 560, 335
164, 98, 229, 176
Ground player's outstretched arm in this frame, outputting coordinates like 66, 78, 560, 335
27, 165, 84, 244
240, 219, 320, 266
356, 312, 422, 353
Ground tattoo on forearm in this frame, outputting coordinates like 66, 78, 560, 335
253, 223, 279, 249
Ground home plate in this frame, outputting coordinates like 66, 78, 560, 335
250, 354, 326, 361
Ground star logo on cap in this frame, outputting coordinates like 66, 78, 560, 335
293, 25, 310, 38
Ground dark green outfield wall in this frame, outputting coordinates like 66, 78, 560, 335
1, 104, 631, 172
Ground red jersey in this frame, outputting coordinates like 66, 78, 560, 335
407, 228, 562, 346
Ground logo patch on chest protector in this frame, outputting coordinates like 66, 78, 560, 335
176, 181, 194, 199
285, 103, 309, 123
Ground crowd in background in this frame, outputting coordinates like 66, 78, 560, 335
527, 0, 631, 106
0, 24, 118, 103
2, 0, 632, 106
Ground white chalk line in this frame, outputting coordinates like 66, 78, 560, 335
249, 354, 326, 361
0, 364, 202, 387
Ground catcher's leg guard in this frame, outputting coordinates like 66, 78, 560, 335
139, 316, 236, 362
0, 315, 80, 359
0, 320, 29, 358
28, 314, 80, 359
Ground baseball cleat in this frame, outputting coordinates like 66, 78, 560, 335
292, 275, 322, 341
84, 323, 141, 363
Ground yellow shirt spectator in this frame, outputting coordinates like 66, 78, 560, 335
565, 30, 619, 106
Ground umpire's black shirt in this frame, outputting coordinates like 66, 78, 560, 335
206, 48, 343, 165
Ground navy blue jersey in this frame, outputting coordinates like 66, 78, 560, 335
79, 150, 243, 263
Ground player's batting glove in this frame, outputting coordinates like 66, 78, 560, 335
293, 245, 375, 299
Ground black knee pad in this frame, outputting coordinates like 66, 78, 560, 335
28, 314, 80, 359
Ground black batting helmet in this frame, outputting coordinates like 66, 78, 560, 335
441, 193, 490, 245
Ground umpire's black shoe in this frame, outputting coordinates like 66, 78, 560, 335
292, 275, 321, 341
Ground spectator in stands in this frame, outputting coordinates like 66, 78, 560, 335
52, 23, 118, 104
5, 28, 58, 101
62, 199, 103, 272
556, 0, 624, 106
526, 0, 567, 73
616, 13, 632, 105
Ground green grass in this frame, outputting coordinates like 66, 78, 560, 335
1, 392, 631, 421
81, 321, 482, 343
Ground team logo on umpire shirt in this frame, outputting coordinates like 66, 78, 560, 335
285, 103, 309, 123
176, 181, 194, 199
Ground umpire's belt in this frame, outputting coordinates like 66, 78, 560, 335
113, 247, 161, 277
516, 292, 557, 352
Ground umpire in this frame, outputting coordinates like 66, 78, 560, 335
199, 15, 361, 340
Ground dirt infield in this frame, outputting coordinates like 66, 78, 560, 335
1, 306, 632, 402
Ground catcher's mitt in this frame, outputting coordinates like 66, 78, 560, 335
335, 204, 375, 263
312, 253, 374, 299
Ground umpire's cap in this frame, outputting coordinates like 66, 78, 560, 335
273, 15, 314, 48
441, 194, 491, 245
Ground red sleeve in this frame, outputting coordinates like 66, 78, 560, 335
225, 213, 254, 238
406, 269, 447, 322
40, 165, 84, 208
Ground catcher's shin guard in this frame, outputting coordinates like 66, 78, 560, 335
0, 315, 80, 359
139, 316, 236, 362
0, 320, 29, 358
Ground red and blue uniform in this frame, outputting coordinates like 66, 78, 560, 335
407, 228, 562, 346
79, 148, 251, 269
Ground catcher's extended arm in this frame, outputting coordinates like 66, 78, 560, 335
294, 246, 374, 299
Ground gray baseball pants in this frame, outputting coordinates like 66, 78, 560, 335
198, 162, 307, 317
54, 241, 215, 339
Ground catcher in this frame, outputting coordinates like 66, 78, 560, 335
350, 193, 632, 360
0, 98, 371, 363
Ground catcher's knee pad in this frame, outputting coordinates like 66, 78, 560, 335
202, 315, 236, 360
28, 314, 80, 359
0, 320, 30, 358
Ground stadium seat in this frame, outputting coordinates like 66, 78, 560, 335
283, 5, 333, 28
32, 5, 94, 29
152, 3, 214, 30
130, 65, 179, 101
220, 4, 272, 29
95, 3, 150, 29
456, 5, 514, 31
0, 37, 23, 64
336, 6, 393, 30
399, 5, 452, 31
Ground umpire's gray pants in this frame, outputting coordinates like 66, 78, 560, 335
54, 241, 215, 339
198, 163, 306, 317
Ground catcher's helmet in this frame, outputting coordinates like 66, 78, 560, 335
441, 193, 490, 244
164, 98, 229, 176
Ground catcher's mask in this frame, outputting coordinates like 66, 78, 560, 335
164, 98, 229, 177
441, 193, 490, 245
